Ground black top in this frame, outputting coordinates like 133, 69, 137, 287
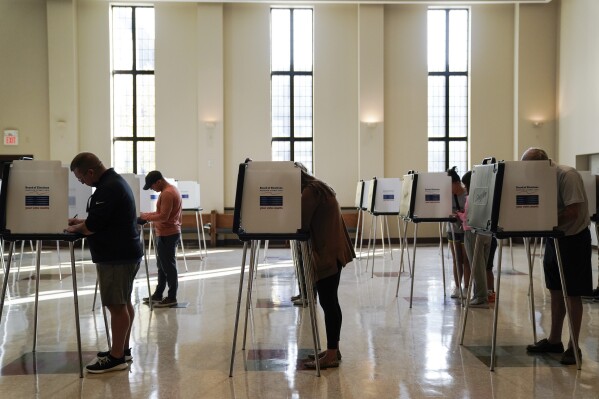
85, 168, 143, 263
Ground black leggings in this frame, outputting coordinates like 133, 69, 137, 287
315, 269, 342, 350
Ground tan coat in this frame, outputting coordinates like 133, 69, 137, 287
301, 184, 356, 281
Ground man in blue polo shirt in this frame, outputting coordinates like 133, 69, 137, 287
66, 152, 143, 373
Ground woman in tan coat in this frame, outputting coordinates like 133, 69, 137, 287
298, 165, 355, 369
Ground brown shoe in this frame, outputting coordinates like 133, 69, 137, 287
307, 350, 342, 361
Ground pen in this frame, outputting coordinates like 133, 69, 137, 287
72, 214, 78, 219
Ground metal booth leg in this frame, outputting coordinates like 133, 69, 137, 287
524, 238, 537, 342
490, 238, 504, 371
242, 241, 259, 350
300, 241, 321, 377
439, 222, 446, 298
33, 241, 42, 352
229, 242, 249, 377
408, 223, 419, 308
69, 242, 84, 378
460, 233, 481, 345
0, 242, 16, 321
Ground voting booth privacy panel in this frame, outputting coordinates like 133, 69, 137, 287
233, 161, 302, 237
177, 181, 201, 209
122, 173, 153, 214
360, 180, 372, 211
1, 160, 69, 234
579, 171, 598, 218
367, 177, 402, 215
355, 180, 364, 209
399, 172, 452, 219
68, 171, 93, 218
467, 160, 558, 233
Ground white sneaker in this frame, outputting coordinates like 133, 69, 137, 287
450, 287, 462, 298
469, 297, 489, 308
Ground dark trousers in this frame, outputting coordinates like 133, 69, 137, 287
315, 268, 342, 350
155, 234, 180, 299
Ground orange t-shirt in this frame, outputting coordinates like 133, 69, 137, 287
141, 184, 182, 236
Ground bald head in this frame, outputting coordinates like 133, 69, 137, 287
521, 147, 549, 161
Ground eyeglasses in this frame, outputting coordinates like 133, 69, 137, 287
74, 169, 91, 184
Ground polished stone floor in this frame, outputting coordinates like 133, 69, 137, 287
1, 239, 599, 398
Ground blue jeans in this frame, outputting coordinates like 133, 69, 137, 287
155, 234, 180, 299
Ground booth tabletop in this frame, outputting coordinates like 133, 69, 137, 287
410, 217, 457, 223
0, 232, 84, 242
493, 230, 565, 239
236, 232, 310, 242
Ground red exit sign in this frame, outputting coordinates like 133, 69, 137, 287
4, 130, 18, 146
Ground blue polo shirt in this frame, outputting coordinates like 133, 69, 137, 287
85, 168, 143, 264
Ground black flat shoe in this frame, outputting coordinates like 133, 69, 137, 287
526, 338, 564, 354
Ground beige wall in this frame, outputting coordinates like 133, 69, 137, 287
1, 0, 567, 238
0, 0, 50, 159
558, 0, 599, 167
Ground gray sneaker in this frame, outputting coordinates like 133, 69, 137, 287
153, 297, 178, 308
469, 298, 489, 308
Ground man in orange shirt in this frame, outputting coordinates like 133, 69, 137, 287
140, 171, 183, 308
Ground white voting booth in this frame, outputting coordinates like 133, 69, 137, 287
234, 161, 301, 235
0, 160, 85, 377
122, 173, 153, 214
364, 177, 403, 277
467, 161, 557, 233
399, 171, 452, 220
5, 160, 68, 234
178, 180, 201, 209
177, 180, 208, 258
396, 171, 453, 306
460, 160, 584, 370
230, 161, 322, 376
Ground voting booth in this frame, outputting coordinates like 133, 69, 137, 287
460, 159, 583, 371
122, 173, 153, 213
230, 160, 321, 376
395, 171, 453, 307
368, 177, 402, 215
2, 160, 69, 234
233, 161, 302, 237
363, 177, 402, 275
0, 160, 85, 377
467, 160, 558, 233
178, 180, 201, 209
399, 171, 452, 220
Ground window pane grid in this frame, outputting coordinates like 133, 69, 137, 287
112, 8, 132, 71
293, 76, 312, 138
427, 8, 469, 172
272, 76, 291, 137
135, 8, 155, 71
136, 75, 155, 137
113, 75, 133, 137
272, 141, 290, 162
112, 6, 155, 174
271, 8, 313, 168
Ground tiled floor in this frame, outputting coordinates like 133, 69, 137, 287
1, 240, 599, 398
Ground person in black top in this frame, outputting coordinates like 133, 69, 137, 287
66, 152, 143, 373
